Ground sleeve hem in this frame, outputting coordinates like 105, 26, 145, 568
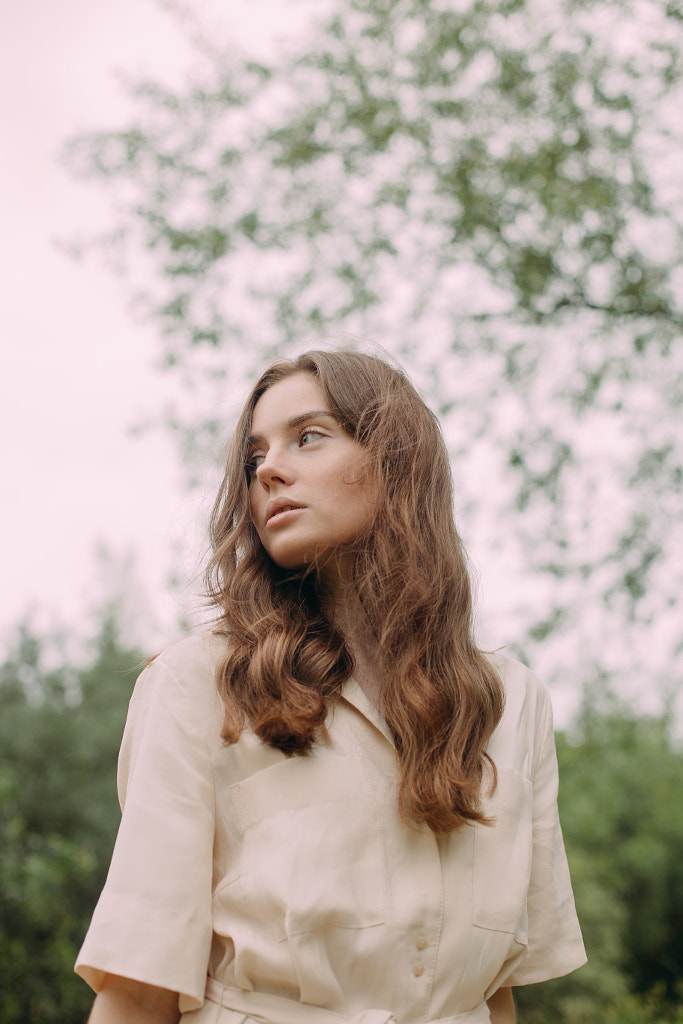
507, 949, 588, 987
74, 957, 205, 1012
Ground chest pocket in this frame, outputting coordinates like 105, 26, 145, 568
228, 751, 385, 941
472, 768, 533, 943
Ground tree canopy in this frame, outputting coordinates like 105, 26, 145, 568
65, 0, 683, 707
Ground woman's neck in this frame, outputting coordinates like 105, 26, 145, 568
327, 582, 386, 712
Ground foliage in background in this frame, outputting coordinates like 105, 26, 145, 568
1, 612, 682, 1022
0, 615, 140, 1024
65, 0, 683, 706
516, 687, 683, 1021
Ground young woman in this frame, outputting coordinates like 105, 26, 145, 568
76, 350, 586, 1024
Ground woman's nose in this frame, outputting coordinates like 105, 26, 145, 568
255, 448, 295, 488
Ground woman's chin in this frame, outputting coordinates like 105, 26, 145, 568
266, 544, 351, 583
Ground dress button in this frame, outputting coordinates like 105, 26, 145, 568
416, 934, 428, 951
413, 963, 425, 977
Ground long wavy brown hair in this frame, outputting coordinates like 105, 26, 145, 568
206, 349, 504, 834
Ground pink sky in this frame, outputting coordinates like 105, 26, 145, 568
0, 0, 322, 648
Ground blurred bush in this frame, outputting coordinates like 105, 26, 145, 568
516, 690, 683, 1022
0, 615, 141, 1023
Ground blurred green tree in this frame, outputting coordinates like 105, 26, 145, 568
65, 0, 683, 706
0, 615, 141, 1024
514, 689, 683, 1022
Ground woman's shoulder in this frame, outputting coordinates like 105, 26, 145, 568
484, 649, 548, 703
131, 629, 230, 730
148, 629, 229, 680
483, 649, 555, 761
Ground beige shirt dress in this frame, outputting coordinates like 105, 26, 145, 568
75, 633, 586, 1024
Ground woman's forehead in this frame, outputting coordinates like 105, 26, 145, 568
250, 374, 331, 435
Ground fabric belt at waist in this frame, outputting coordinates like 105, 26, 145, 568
204, 978, 490, 1024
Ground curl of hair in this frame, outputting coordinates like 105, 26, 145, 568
206, 350, 504, 833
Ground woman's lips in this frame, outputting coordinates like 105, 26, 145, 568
266, 505, 305, 528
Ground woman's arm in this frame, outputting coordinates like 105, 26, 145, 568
486, 986, 516, 1024
87, 974, 180, 1024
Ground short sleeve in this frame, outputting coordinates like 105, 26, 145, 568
74, 655, 215, 1012
507, 684, 587, 986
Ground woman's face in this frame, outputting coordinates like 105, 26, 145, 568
247, 373, 377, 580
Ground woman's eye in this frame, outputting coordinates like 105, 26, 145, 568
299, 429, 324, 447
247, 454, 265, 475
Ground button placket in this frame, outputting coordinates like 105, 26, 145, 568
411, 930, 429, 978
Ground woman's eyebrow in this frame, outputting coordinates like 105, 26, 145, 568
286, 410, 337, 430
247, 410, 337, 447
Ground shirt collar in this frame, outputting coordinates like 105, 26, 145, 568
341, 677, 395, 745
